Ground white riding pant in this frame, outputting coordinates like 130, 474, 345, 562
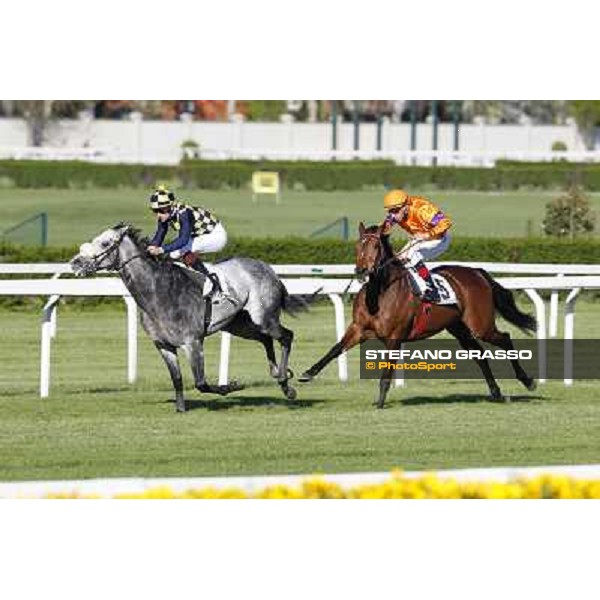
400, 232, 451, 268
169, 223, 228, 259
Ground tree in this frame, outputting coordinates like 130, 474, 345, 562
462, 100, 568, 124
20, 100, 53, 146
568, 100, 600, 150
16, 100, 90, 146
246, 101, 287, 121
542, 185, 595, 239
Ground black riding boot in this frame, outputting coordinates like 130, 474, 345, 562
414, 261, 440, 303
189, 258, 223, 294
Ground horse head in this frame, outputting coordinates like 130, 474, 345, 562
355, 221, 391, 282
70, 222, 133, 276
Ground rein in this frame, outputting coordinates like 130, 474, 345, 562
86, 228, 144, 273
361, 233, 397, 277
364, 234, 421, 277
117, 253, 145, 271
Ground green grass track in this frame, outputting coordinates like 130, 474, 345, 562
1, 299, 599, 481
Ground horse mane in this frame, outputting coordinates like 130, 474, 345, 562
114, 222, 148, 249
363, 224, 402, 315
115, 221, 205, 285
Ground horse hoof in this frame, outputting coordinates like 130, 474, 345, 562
298, 372, 313, 383
285, 386, 297, 401
526, 378, 537, 391
225, 380, 244, 394
490, 393, 504, 402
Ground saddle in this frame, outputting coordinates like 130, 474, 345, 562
181, 252, 223, 295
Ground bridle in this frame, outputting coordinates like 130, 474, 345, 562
118, 252, 145, 272
359, 232, 416, 277
359, 232, 393, 277
83, 228, 143, 273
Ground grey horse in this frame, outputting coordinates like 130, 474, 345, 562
70, 223, 301, 412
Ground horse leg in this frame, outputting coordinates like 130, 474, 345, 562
224, 312, 296, 400
446, 322, 503, 401
299, 322, 363, 383
482, 328, 537, 392
262, 336, 280, 378
266, 323, 296, 400
184, 338, 243, 397
154, 341, 186, 413
224, 312, 279, 378
375, 338, 402, 409
247, 311, 296, 400
459, 273, 535, 392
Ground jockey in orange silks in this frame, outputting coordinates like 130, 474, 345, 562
382, 189, 452, 303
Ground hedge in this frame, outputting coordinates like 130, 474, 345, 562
2, 235, 600, 265
3, 159, 600, 191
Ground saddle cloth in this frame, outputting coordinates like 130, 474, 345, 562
431, 273, 458, 305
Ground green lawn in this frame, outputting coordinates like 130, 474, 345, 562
2, 188, 599, 246
1, 298, 599, 481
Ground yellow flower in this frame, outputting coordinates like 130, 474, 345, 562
34, 471, 600, 500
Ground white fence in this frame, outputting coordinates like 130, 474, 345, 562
1, 262, 600, 396
0, 116, 594, 165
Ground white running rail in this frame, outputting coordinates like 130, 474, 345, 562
1, 264, 600, 396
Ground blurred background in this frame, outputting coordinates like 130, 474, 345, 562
1, 99, 600, 249
1, 100, 600, 164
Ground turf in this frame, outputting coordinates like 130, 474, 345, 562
2, 188, 600, 246
1, 298, 599, 481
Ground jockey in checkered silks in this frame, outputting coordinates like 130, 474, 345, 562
146, 185, 230, 302
381, 188, 453, 303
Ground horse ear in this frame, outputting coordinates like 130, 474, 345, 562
358, 221, 365, 236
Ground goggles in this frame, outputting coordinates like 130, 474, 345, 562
151, 206, 171, 215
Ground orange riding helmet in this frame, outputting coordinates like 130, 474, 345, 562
383, 189, 409, 210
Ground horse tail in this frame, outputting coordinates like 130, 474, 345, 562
280, 281, 322, 317
478, 269, 537, 334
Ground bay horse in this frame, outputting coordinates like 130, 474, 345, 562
70, 223, 306, 412
299, 222, 537, 408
